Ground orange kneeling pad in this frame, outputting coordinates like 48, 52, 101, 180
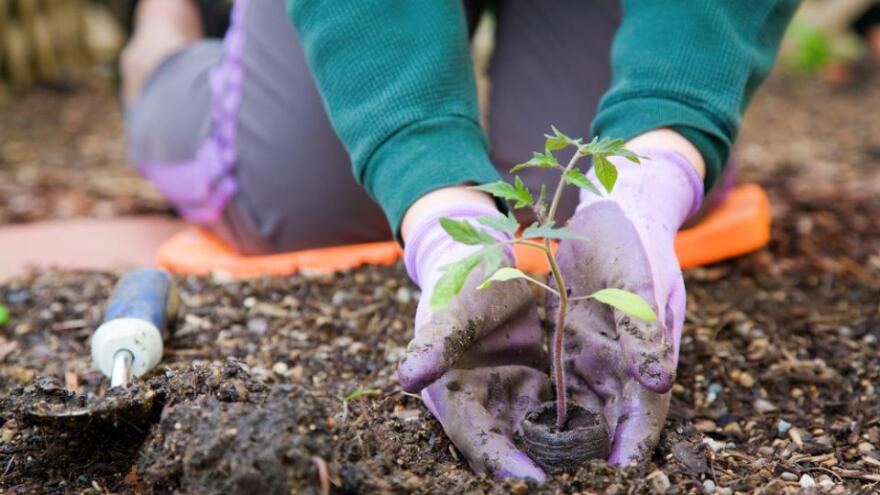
156, 184, 771, 277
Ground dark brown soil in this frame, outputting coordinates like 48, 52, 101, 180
0, 80, 170, 224
1, 68, 880, 493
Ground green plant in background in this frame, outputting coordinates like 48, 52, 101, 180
431, 127, 657, 428
784, 20, 865, 75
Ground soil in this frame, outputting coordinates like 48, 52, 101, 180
0, 80, 170, 225
1, 67, 880, 493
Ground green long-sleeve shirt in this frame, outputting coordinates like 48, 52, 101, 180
287, 1, 799, 238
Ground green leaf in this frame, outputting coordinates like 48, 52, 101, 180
470, 180, 518, 200
477, 212, 520, 235
563, 168, 602, 197
593, 155, 618, 193
429, 246, 504, 311
0, 304, 8, 326
580, 137, 625, 157
579, 137, 641, 164
480, 245, 504, 280
470, 178, 533, 209
544, 125, 582, 151
439, 217, 495, 246
590, 288, 657, 322
430, 256, 481, 311
477, 267, 529, 289
342, 387, 381, 402
522, 221, 587, 241
510, 151, 559, 173
544, 134, 569, 152
512, 176, 534, 209
618, 148, 642, 164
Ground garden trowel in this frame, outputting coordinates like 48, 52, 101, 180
23, 268, 177, 428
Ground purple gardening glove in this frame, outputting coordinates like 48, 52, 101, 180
399, 204, 551, 481
549, 148, 703, 465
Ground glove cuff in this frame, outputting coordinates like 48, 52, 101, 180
578, 147, 704, 228
404, 204, 512, 288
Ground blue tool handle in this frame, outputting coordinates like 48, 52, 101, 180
104, 268, 177, 336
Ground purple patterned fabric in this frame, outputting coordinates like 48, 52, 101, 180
137, 0, 249, 224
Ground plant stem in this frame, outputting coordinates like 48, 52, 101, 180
546, 148, 582, 225
545, 242, 569, 429
544, 147, 582, 429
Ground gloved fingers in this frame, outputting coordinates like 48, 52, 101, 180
617, 308, 677, 394
455, 428, 547, 482
461, 311, 548, 371
398, 275, 535, 392
605, 382, 671, 466
616, 268, 685, 393
425, 368, 550, 481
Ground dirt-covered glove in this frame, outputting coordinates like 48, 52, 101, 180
399, 204, 550, 481
549, 149, 703, 465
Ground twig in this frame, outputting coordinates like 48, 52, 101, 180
311, 456, 330, 495
3, 455, 15, 477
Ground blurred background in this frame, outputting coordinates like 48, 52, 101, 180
0, 0, 878, 232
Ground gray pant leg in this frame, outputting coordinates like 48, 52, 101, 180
126, 0, 391, 255
488, 0, 621, 224
229, 0, 391, 254
125, 43, 219, 164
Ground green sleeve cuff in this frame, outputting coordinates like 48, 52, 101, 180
591, 96, 730, 193
365, 116, 503, 242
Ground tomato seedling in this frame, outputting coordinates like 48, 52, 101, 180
431, 127, 657, 429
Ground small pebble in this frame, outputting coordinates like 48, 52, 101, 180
289, 365, 305, 380
511, 482, 529, 495
776, 419, 792, 435
858, 441, 875, 453
755, 398, 777, 413
4, 290, 28, 305
799, 474, 815, 489
781, 472, 798, 481
0, 428, 14, 443
395, 287, 412, 304
385, 346, 406, 364
331, 291, 348, 306
702, 437, 724, 452
737, 372, 755, 388
723, 422, 743, 438
702, 479, 716, 494
818, 476, 834, 490
717, 488, 732, 495
210, 270, 235, 284
246, 318, 268, 335
647, 470, 671, 494
272, 361, 289, 376
708, 383, 723, 395
695, 419, 717, 432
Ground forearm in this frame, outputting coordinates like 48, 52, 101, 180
287, 0, 501, 239
593, 0, 799, 191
